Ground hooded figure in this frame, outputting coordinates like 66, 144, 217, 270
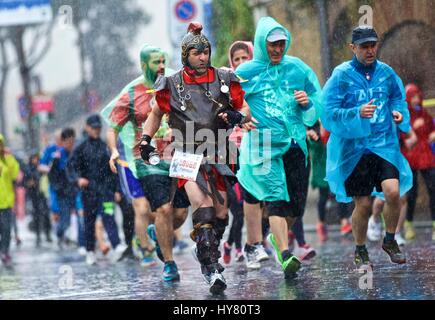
401, 83, 435, 170
101, 44, 173, 178
321, 41, 412, 203
228, 41, 254, 70
0, 134, 20, 210
227, 41, 254, 148
235, 17, 323, 202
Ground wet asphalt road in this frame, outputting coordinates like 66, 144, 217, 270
0, 222, 434, 300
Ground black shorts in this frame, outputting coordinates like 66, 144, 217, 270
140, 175, 190, 212
344, 153, 399, 197
241, 147, 310, 218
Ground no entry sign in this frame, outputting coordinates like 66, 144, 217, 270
174, 0, 197, 22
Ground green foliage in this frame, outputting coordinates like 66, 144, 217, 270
211, 0, 255, 67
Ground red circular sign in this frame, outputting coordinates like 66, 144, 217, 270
174, 0, 197, 22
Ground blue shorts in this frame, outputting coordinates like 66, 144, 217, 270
49, 186, 59, 213
118, 166, 145, 200
75, 192, 84, 211
49, 186, 83, 213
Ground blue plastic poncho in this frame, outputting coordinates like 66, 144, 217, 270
321, 58, 412, 202
235, 17, 323, 202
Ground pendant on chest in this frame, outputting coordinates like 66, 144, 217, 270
220, 80, 229, 94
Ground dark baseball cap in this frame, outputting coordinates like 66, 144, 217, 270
86, 114, 102, 129
352, 26, 379, 45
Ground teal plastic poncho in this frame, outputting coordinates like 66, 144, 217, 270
235, 17, 323, 202
321, 59, 412, 202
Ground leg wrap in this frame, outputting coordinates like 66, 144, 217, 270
190, 207, 221, 267
214, 216, 229, 242
190, 207, 217, 241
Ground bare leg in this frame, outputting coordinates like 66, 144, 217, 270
352, 196, 372, 245
396, 196, 407, 233
372, 197, 384, 222
154, 203, 175, 262
382, 179, 401, 234
173, 208, 188, 230
244, 202, 263, 245
269, 216, 289, 252
132, 197, 153, 250
95, 218, 109, 253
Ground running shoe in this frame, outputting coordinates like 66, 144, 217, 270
132, 236, 144, 259
141, 247, 158, 267
267, 234, 302, 277
382, 240, 406, 264
86, 251, 97, 265
395, 232, 406, 246
267, 233, 283, 264
354, 247, 372, 269
110, 243, 128, 263
78, 247, 87, 256
254, 243, 269, 262
404, 220, 416, 240
235, 248, 244, 262
147, 224, 164, 262
0, 253, 12, 268
367, 216, 382, 242
162, 261, 180, 282
316, 222, 328, 242
282, 254, 301, 278
223, 241, 232, 264
119, 245, 136, 261
293, 243, 316, 261
207, 271, 227, 295
244, 244, 261, 270
340, 222, 352, 236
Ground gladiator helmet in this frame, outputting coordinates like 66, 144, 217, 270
181, 22, 211, 67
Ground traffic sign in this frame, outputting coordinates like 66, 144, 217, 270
174, 0, 197, 22
169, 0, 204, 47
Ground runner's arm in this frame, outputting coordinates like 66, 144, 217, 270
107, 128, 120, 173
141, 104, 165, 140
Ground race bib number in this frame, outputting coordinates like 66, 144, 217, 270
169, 150, 203, 181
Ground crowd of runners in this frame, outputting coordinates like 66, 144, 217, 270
1, 17, 435, 295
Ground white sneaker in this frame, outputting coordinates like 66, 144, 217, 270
254, 244, 270, 262
78, 247, 87, 256
244, 245, 261, 270
367, 216, 382, 242
86, 251, 97, 265
395, 232, 406, 246
208, 271, 227, 295
110, 243, 128, 263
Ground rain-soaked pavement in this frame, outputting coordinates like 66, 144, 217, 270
1, 222, 434, 300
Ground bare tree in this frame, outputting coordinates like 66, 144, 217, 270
0, 22, 54, 151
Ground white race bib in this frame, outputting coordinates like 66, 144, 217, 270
169, 150, 203, 181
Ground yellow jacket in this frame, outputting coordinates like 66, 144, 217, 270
0, 153, 20, 209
